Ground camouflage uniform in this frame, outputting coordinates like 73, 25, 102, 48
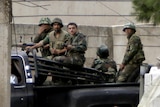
34, 28, 52, 57
53, 32, 87, 68
41, 30, 69, 59
34, 17, 52, 57
117, 23, 145, 82
91, 45, 117, 83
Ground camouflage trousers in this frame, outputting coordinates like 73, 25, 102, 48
116, 64, 140, 83
53, 55, 85, 68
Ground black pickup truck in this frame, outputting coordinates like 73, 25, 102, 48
11, 49, 140, 107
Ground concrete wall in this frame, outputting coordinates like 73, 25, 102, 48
12, 24, 160, 67
12, 0, 138, 26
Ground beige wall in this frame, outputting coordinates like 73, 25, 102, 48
11, 24, 160, 67
12, 0, 139, 26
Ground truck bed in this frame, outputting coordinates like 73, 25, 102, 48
28, 50, 139, 107
28, 51, 110, 85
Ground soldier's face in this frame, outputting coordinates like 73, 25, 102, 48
53, 23, 61, 32
40, 24, 50, 29
67, 25, 77, 35
124, 28, 133, 37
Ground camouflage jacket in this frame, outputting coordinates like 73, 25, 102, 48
33, 28, 52, 57
66, 32, 87, 61
122, 34, 145, 65
91, 57, 117, 82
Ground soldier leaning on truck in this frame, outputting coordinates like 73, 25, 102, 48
116, 22, 145, 83
33, 17, 53, 58
26, 17, 69, 59
91, 45, 117, 83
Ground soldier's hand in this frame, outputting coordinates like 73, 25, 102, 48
50, 48, 55, 55
26, 46, 34, 51
54, 49, 61, 54
38, 26, 46, 34
50, 49, 60, 55
25, 46, 31, 51
43, 44, 49, 49
25, 46, 33, 54
119, 64, 125, 71
67, 45, 73, 50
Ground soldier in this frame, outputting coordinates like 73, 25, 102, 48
26, 18, 69, 85
33, 17, 52, 57
26, 17, 69, 59
116, 22, 145, 83
53, 22, 87, 68
91, 45, 117, 83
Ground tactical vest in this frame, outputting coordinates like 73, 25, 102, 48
48, 30, 68, 50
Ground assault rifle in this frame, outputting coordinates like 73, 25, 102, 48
12, 43, 35, 51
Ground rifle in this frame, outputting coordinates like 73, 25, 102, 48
12, 43, 35, 51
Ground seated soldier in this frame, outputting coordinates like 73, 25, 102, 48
91, 45, 117, 83
53, 22, 87, 68
52, 22, 87, 85
33, 17, 53, 58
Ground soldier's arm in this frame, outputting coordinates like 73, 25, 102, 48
26, 41, 43, 51
70, 35, 87, 52
53, 48, 67, 55
33, 34, 41, 43
91, 59, 97, 68
122, 36, 140, 65
26, 35, 50, 51
34, 27, 47, 43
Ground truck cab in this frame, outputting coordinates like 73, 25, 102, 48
11, 51, 34, 107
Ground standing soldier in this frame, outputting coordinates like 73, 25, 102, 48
91, 45, 117, 83
53, 22, 87, 68
116, 22, 145, 83
33, 17, 52, 57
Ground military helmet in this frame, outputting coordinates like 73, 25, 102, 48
38, 17, 51, 26
97, 45, 109, 58
51, 18, 63, 27
123, 22, 136, 32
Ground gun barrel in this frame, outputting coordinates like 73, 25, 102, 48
12, 43, 35, 47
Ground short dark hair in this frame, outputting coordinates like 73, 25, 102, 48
67, 22, 78, 28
